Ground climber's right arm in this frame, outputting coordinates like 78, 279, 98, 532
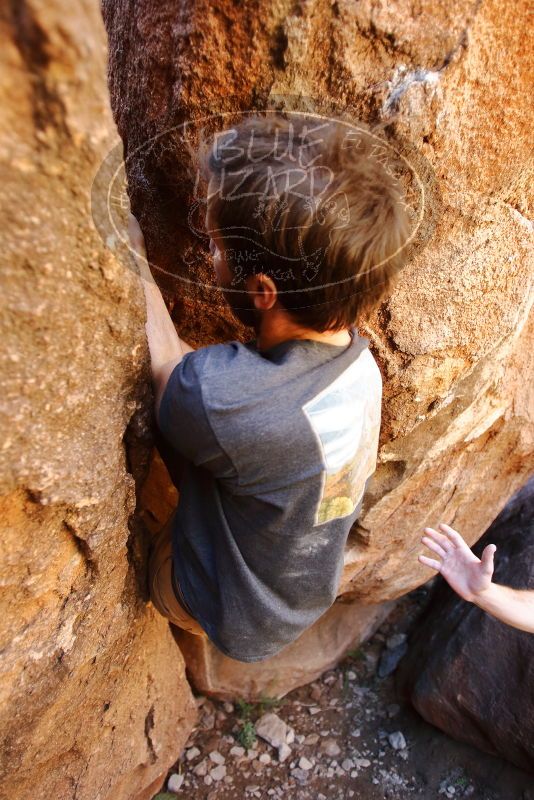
140, 275, 194, 420
127, 213, 194, 419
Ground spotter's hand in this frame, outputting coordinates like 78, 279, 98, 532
419, 522, 496, 602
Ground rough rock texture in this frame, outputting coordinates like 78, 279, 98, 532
398, 477, 534, 772
102, 0, 533, 695
0, 3, 196, 800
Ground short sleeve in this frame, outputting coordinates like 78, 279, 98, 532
157, 352, 234, 478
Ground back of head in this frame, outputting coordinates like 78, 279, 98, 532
199, 112, 412, 332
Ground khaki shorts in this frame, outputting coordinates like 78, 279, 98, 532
147, 515, 207, 637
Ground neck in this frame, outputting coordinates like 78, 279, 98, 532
255, 309, 353, 352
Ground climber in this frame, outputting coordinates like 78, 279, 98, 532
419, 522, 534, 634
129, 113, 412, 661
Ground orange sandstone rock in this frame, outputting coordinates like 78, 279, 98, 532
0, 3, 196, 799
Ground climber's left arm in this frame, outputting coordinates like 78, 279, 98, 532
127, 213, 194, 418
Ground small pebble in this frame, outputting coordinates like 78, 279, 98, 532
210, 764, 226, 781
299, 756, 313, 770
259, 753, 271, 764
388, 731, 407, 750
310, 685, 322, 701
291, 767, 310, 783
386, 632, 407, 649
278, 743, 292, 763
230, 745, 245, 757
193, 759, 208, 777
320, 738, 341, 757
209, 750, 225, 765
185, 746, 200, 761
167, 773, 184, 792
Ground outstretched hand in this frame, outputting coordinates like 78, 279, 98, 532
419, 522, 496, 602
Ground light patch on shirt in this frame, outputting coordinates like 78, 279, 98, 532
303, 348, 382, 525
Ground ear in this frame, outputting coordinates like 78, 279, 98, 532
245, 273, 278, 311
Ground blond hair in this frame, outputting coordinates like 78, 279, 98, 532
199, 112, 411, 331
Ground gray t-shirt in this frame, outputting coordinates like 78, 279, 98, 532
158, 326, 382, 662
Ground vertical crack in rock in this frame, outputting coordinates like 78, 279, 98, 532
7, 0, 68, 136
144, 704, 158, 765
270, 21, 289, 70
63, 521, 99, 577
376, 300, 412, 363
120, 401, 154, 605
71, 752, 91, 800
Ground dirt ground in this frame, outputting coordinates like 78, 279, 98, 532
153, 589, 533, 800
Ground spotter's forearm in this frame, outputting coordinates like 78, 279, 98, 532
473, 582, 534, 634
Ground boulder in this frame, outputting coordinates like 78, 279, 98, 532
0, 3, 196, 799
398, 477, 534, 772
102, 0, 533, 695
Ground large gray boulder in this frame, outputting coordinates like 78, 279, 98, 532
399, 477, 534, 773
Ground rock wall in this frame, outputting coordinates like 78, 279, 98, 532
102, 0, 533, 694
0, 3, 196, 800
1, 0, 532, 797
